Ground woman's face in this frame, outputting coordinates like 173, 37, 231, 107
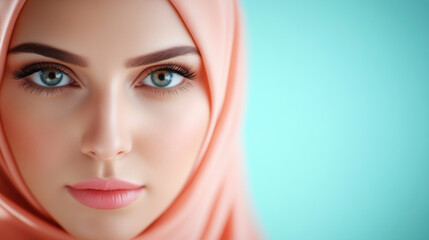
0, 0, 210, 239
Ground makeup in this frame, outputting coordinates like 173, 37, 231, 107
8, 42, 89, 67
12, 60, 196, 97
66, 178, 145, 210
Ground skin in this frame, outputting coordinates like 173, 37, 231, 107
0, 0, 210, 239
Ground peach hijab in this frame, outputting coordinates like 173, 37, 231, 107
0, 0, 260, 239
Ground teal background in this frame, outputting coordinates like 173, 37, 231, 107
241, 1, 429, 240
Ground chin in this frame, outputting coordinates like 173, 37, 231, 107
67, 227, 144, 240
60, 214, 148, 240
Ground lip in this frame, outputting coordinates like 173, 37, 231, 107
66, 178, 145, 209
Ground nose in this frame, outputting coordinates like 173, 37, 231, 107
80, 88, 132, 161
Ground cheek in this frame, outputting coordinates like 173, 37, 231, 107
133, 85, 210, 190
0, 84, 76, 185
156, 107, 207, 161
2, 117, 71, 175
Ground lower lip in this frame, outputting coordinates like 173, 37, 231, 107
66, 187, 143, 209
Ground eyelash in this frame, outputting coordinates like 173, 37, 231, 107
13, 62, 78, 96
135, 63, 196, 97
12, 62, 197, 97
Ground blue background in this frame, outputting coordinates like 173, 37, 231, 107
241, 1, 429, 239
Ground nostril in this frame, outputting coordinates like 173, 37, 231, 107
87, 151, 97, 157
85, 150, 125, 161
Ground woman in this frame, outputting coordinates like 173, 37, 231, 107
0, 0, 260, 239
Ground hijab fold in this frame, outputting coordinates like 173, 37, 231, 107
0, 0, 261, 239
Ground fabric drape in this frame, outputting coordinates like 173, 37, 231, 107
0, 0, 261, 239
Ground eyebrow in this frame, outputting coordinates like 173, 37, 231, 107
8, 43, 199, 68
125, 46, 199, 68
8, 43, 89, 67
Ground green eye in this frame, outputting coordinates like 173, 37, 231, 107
142, 69, 184, 88
27, 68, 71, 87
151, 70, 173, 88
39, 69, 64, 86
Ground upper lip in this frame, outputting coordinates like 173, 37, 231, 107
67, 178, 144, 191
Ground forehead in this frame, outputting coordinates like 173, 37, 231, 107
10, 0, 195, 61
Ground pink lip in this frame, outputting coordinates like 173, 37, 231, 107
66, 178, 144, 209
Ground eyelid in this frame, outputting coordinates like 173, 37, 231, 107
11, 61, 197, 98
19, 78, 71, 96
132, 62, 197, 88
12, 61, 81, 86
141, 81, 194, 98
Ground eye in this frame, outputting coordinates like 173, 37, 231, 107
141, 70, 184, 88
29, 69, 71, 87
